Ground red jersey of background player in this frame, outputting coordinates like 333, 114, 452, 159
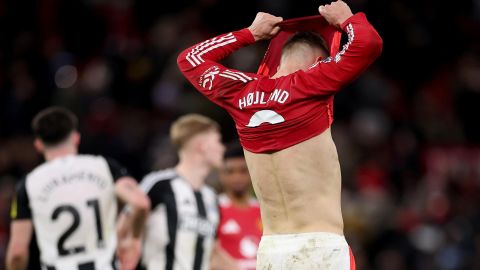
217, 194, 262, 270
177, 13, 382, 153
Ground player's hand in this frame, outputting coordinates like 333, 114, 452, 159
248, 12, 283, 41
319, 0, 353, 28
117, 236, 142, 270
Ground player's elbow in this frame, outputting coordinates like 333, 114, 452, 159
177, 50, 191, 72
6, 244, 28, 269
176, 52, 184, 68
368, 31, 383, 58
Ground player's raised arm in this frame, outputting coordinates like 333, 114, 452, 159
176, 13, 282, 105
177, 12, 282, 71
298, 0, 383, 95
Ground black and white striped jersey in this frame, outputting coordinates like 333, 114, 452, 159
11, 154, 130, 270
140, 169, 220, 270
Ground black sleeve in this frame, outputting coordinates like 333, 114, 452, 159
105, 157, 131, 182
143, 180, 173, 210
11, 178, 32, 220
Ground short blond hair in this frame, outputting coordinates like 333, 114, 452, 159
170, 114, 220, 150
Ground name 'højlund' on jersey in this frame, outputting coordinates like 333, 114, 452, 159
238, 89, 290, 110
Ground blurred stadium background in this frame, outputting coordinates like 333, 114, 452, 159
1, 0, 480, 269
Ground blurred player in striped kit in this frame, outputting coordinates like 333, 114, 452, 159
6, 107, 149, 270
117, 114, 239, 270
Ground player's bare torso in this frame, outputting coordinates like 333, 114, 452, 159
244, 127, 344, 235
177, 12, 383, 236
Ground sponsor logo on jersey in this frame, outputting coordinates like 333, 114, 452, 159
240, 236, 260, 258
199, 66, 220, 90
179, 215, 216, 237
221, 219, 241, 234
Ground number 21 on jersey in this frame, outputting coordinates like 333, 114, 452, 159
51, 199, 104, 256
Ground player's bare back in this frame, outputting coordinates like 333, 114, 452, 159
244, 127, 344, 235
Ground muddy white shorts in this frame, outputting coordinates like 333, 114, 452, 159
256, 232, 355, 270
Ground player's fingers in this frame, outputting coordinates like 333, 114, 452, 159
271, 26, 281, 36
319, 6, 325, 14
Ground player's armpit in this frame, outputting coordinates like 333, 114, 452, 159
6, 220, 33, 270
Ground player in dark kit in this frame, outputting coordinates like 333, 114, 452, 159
6, 107, 149, 270
177, 1, 382, 269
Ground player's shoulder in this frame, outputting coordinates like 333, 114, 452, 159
28, 154, 106, 175
140, 168, 177, 193
75, 154, 109, 164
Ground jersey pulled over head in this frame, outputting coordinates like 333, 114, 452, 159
279, 31, 330, 74
257, 15, 342, 77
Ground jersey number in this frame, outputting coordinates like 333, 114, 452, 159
51, 199, 104, 256
246, 110, 285, 127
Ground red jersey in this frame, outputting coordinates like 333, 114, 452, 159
217, 194, 262, 270
177, 13, 382, 153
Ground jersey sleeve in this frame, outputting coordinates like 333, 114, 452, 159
296, 13, 383, 96
105, 157, 131, 182
177, 29, 259, 107
139, 176, 172, 210
11, 178, 32, 220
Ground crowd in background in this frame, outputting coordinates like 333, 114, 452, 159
1, 0, 480, 269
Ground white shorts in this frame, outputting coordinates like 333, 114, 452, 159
256, 232, 355, 270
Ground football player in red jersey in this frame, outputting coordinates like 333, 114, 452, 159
177, 1, 382, 269
217, 144, 262, 270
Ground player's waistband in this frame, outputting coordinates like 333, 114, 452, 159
260, 231, 348, 247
